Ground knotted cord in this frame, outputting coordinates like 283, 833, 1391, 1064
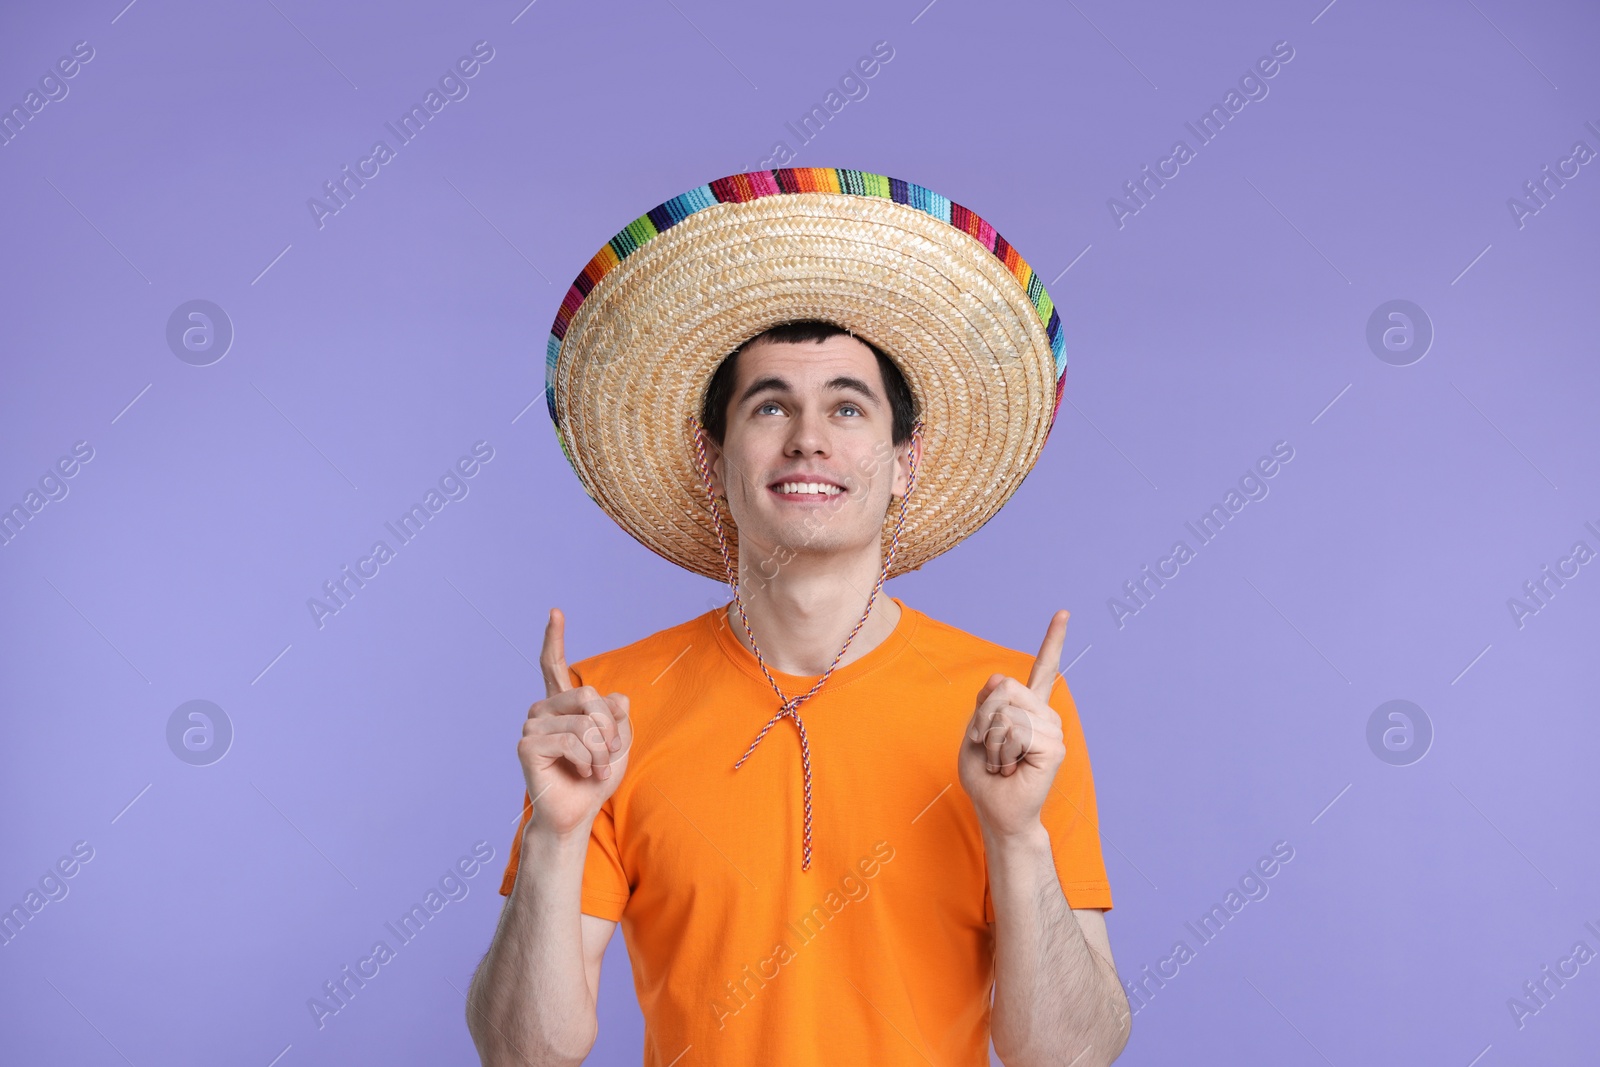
688, 416, 923, 870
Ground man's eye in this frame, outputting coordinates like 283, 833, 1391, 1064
757, 402, 782, 415
838, 404, 862, 417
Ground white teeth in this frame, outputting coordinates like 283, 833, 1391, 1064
776, 482, 842, 496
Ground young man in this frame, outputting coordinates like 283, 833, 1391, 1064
466, 169, 1129, 1066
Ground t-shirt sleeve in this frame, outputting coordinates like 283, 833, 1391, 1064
496, 665, 633, 919
497, 795, 632, 919
983, 672, 1114, 920
579, 799, 630, 920
497, 791, 533, 897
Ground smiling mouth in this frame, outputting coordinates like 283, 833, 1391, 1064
769, 480, 846, 500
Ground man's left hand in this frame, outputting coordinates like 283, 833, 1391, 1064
958, 610, 1071, 839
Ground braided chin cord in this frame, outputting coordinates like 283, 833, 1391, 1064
688, 417, 923, 871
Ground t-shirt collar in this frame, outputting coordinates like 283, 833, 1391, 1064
705, 595, 920, 695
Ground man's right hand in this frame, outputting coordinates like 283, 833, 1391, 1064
518, 608, 632, 838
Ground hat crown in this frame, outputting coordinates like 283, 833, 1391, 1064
547, 168, 1068, 579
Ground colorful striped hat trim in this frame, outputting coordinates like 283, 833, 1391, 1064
547, 168, 1066, 426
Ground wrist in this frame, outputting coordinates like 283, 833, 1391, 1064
522, 815, 595, 857
979, 818, 1051, 858
981, 821, 1056, 911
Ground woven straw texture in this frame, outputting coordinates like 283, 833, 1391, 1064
548, 172, 1065, 580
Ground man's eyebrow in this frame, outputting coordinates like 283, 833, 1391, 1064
736, 374, 881, 404
824, 376, 880, 402
738, 376, 792, 404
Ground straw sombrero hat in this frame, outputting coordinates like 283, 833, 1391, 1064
545, 168, 1067, 580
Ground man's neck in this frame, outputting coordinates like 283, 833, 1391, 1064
726, 543, 900, 677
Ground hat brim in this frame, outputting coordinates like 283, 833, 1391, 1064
547, 170, 1067, 581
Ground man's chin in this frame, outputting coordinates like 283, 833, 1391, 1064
737, 521, 880, 567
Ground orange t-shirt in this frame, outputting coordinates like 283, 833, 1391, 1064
499, 599, 1112, 1065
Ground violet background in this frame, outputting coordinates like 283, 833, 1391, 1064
3, 0, 1598, 1064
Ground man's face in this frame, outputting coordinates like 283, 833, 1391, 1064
709, 334, 913, 564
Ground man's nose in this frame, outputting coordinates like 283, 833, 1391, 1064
784, 408, 830, 456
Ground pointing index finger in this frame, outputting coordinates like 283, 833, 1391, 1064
540, 608, 571, 697
1027, 609, 1070, 700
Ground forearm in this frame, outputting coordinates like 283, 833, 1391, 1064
466, 824, 598, 1067
987, 824, 1129, 1067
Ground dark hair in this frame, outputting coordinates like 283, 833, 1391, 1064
699, 321, 917, 445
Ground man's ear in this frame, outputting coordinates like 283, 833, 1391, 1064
890, 434, 922, 499
706, 438, 726, 498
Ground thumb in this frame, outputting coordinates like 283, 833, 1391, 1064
540, 608, 571, 697
1027, 609, 1070, 701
